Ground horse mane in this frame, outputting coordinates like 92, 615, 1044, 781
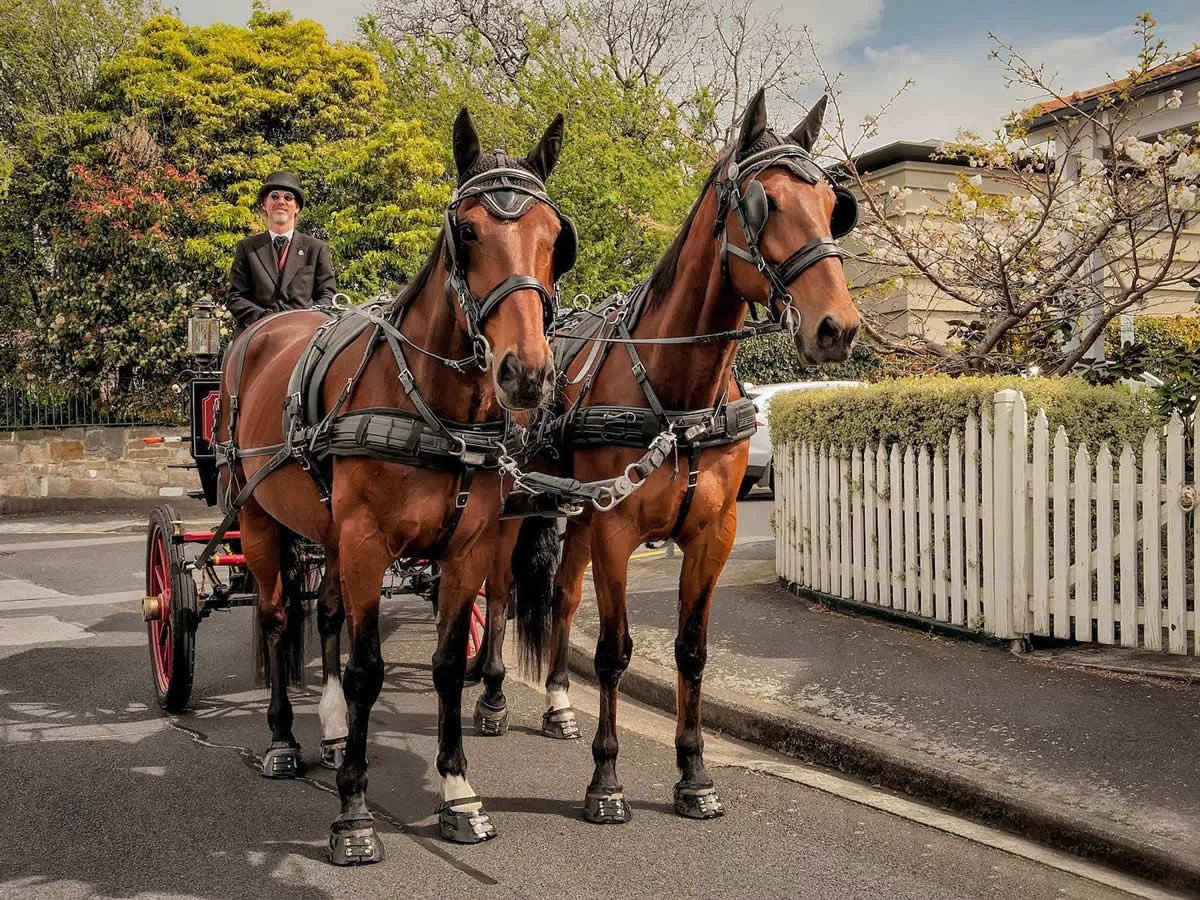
645, 130, 787, 310
389, 231, 447, 315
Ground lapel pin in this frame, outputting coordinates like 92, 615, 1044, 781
298, 249, 304, 256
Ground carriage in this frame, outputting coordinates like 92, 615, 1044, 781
139, 297, 484, 714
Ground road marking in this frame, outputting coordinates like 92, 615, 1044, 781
0, 579, 63, 603
0, 615, 93, 647
0, 535, 143, 553
0, 590, 142, 612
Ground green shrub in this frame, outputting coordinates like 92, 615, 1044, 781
769, 375, 1162, 452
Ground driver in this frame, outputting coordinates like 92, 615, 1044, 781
225, 171, 337, 335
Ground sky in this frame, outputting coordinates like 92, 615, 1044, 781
167, 0, 1200, 149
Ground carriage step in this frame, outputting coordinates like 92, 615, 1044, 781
187, 489, 207, 500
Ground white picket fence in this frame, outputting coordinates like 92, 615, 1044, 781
774, 388, 1198, 654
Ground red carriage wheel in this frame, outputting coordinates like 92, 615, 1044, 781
466, 592, 485, 663
144, 504, 198, 712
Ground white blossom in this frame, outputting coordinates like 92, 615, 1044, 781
1168, 152, 1200, 181
1169, 184, 1198, 211
968, 174, 983, 187
1166, 89, 1183, 110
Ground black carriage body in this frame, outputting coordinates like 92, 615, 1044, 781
189, 375, 222, 506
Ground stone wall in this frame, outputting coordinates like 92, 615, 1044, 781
0, 426, 196, 500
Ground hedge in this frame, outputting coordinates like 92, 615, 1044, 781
769, 375, 1163, 452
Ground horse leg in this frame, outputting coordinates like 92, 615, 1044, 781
317, 550, 348, 769
470, 575, 511, 737
541, 519, 590, 740
465, 520, 518, 734
241, 502, 302, 779
583, 520, 637, 824
433, 557, 498, 843
328, 530, 390, 866
672, 507, 736, 819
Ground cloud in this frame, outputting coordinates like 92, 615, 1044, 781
813, 13, 1200, 152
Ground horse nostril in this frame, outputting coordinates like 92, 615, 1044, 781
497, 352, 520, 386
817, 316, 842, 349
843, 324, 859, 348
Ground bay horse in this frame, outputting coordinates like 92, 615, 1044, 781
214, 108, 573, 861
475, 89, 860, 823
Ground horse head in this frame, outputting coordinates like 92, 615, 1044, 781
718, 89, 861, 364
445, 109, 574, 409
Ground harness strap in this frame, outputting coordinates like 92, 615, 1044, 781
429, 467, 475, 559
473, 274, 554, 335
198, 443, 292, 568
670, 445, 701, 539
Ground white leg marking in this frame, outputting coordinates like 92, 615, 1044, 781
546, 688, 571, 713
441, 774, 482, 811
318, 677, 348, 741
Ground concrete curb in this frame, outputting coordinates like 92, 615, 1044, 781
564, 631, 1200, 894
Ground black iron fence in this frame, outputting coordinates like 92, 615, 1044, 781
0, 381, 173, 430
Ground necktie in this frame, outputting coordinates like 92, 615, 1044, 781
273, 234, 288, 265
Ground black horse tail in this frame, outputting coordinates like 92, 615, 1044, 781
251, 529, 310, 686
513, 515, 560, 679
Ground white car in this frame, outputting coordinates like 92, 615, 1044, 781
740, 380, 866, 499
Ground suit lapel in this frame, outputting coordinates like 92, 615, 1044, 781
280, 233, 304, 291
253, 233, 278, 284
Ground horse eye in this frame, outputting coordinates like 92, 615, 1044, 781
766, 194, 777, 212
458, 223, 478, 243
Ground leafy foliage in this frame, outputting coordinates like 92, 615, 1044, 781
368, 22, 709, 303
3, 8, 448, 397
769, 375, 1161, 453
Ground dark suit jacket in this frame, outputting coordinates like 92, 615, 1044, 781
226, 231, 337, 334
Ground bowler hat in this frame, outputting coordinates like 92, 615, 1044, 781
257, 171, 305, 209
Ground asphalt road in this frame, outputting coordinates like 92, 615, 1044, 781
0, 501, 1166, 900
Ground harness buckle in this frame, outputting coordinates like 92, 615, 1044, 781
631, 362, 648, 382
455, 491, 470, 509
397, 367, 416, 391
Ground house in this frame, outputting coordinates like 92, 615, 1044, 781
846, 53, 1200, 347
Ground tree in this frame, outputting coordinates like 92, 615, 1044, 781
0, 0, 143, 141
9, 9, 448, 397
367, 18, 709, 302
822, 15, 1200, 376
369, 0, 810, 145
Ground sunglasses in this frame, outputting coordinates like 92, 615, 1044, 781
268, 191, 296, 203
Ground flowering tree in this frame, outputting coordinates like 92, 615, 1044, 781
822, 15, 1200, 375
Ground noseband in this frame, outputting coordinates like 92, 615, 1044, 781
444, 153, 577, 368
714, 144, 858, 336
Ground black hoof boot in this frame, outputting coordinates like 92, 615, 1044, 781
437, 796, 497, 844
320, 736, 346, 770
674, 782, 725, 819
328, 814, 385, 866
261, 741, 302, 779
583, 787, 631, 824
542, 707, 581, 740
473, 698, 508, 737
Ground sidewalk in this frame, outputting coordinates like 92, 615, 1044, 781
566, 541, 1200, 893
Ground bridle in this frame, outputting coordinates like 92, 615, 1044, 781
444, 153, 577, 369
714, 144, 859, 338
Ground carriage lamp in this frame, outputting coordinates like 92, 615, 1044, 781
188, 296, 221, 364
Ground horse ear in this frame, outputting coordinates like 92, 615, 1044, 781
735, 88, 768, 155
788, 95, 828, 152
453, 107, 481, 178
527, 113, 564, 181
